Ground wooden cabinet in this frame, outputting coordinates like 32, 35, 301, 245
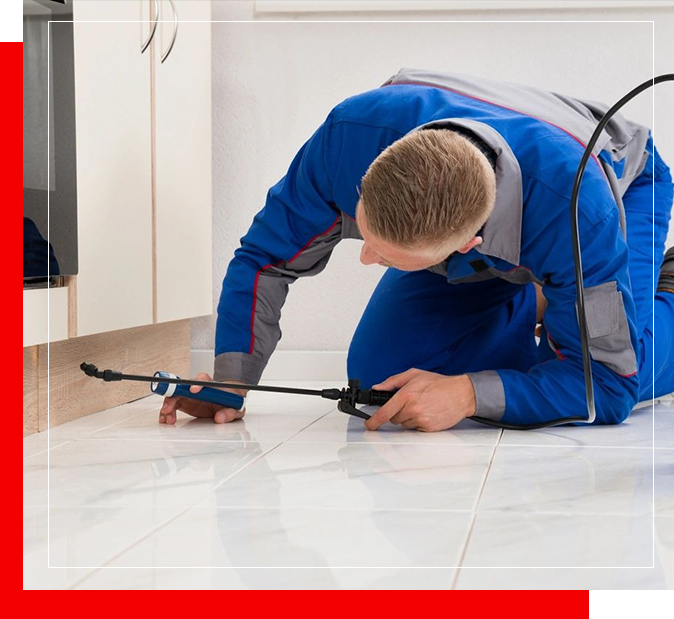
67, 0, 212, 336
23, 0, 211, 433
23, 0, 212, 348
72, 0, 154, 337
155, 0, 213, 323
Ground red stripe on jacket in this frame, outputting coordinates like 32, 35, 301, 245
249, 212, 342, 354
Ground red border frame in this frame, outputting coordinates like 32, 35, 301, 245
9, 40, 23, 590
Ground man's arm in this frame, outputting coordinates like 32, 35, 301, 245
214, 114, 343, 383
468, 186, 640, 426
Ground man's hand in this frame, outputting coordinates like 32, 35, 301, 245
364, 369, 476, 432
158, 373, 248, 425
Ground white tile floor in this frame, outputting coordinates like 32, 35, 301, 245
23, 383, 674, 590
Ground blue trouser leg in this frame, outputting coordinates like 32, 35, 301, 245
347, 271, 538, 389
641, 292, 674, 399
625, 141, 674, 400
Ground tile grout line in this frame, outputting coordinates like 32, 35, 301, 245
66, 406, 341, 444
69, 407, 161, 438
273, 406, 338, 443
23, 439, 74, 463
68, 407, 337, 589
67, 441, 287, 589
450, 428, 503, 590
23, 404, 162, 460
39, 402, 339, 446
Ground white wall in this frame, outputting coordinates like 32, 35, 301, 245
191, 0, 674, 359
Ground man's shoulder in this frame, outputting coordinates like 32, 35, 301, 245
327, 85, 447, 134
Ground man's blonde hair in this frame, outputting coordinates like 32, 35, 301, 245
360, 129, 497, 252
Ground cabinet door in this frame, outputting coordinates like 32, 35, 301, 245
73, 0, 154, 336
154, 0, 213, 323
23, 288, 69, 347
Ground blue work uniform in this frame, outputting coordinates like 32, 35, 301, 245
215, 68, 674, 426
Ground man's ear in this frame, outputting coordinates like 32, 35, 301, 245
456, 236, 483, 255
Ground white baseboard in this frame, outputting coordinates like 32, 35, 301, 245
190, 349, 348, 382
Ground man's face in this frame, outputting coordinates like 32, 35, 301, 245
355, 201, 481, 272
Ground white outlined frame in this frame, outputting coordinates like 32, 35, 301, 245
45, 17, 658, 577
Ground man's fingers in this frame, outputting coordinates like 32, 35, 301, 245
160, 396, 178, 414
165, 397, 186, 425
371, 368, 421, 391
158, 373, 245, 426
189, 372, 213, 394
213, 408, 229, 424
365, 391, 407, 430
214, 407, 245, 424
389, 407, 414, 426
159, 396, 178, 424
401, 419, 418, 430
159, 396, 190, 425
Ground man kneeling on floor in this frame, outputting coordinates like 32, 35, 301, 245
159, 68, 674, 432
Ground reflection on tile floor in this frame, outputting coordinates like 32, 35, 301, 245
102, 505, 473, 569
461, 511, 654, 567
23, 384, 674, 589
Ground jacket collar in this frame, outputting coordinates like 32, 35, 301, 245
411, 118, 523, 265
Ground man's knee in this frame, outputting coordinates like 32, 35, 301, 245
346, 345, 376, 389
346, 334, 398, 390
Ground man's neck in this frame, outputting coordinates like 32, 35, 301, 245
449, 127, 498, 170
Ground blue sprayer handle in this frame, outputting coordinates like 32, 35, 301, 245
151, 371, 245, 410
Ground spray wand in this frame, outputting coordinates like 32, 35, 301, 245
80, 362, 394, 420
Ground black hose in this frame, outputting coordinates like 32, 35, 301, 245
475, 73, 673, 430
568, 74, 673, 427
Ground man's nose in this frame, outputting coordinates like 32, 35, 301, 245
360, 243, 381, 266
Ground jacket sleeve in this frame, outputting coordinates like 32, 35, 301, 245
468, 182, 640, 426
213, 114, 344, 383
